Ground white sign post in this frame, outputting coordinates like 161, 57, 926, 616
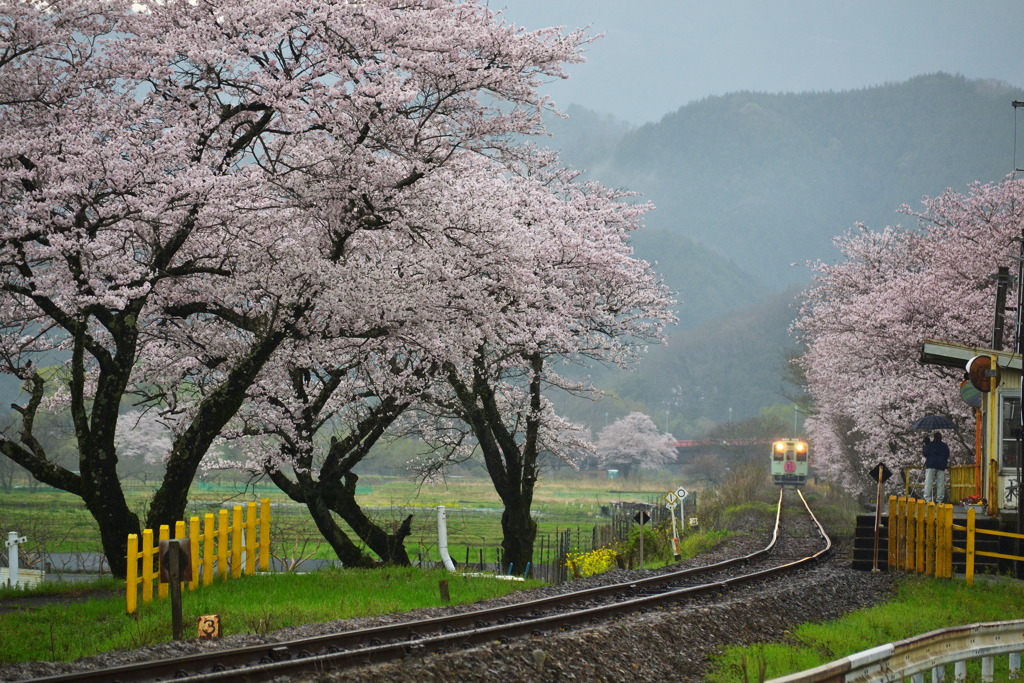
676, 487, 688, 530
664, 491, 681, 561
6, 531, 26, 588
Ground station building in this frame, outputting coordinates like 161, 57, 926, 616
919, 339, 1021, 523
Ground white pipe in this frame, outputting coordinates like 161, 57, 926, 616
6, 531, 26, 588
436, 506, 456, 571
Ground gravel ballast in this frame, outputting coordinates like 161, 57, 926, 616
0, 525, 895, 682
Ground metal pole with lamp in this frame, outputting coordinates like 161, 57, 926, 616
1013, 225, 1024, 578
1010, 100, 1023, 576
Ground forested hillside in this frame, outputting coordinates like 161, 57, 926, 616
541, 73, 1022, 432
552, 73, 1019, 289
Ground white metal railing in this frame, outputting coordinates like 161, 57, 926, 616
767, 619, 1024, 682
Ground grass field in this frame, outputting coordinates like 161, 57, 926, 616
2, 481, 1022, 681
0, 470, 685, 570
0, 567, 547, 664
707, 575, 1024, 682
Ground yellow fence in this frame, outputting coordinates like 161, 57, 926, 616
125, 499, 271, 614
887, 495, 1024, 584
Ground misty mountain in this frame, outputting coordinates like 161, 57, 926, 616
541, 73, 1022, 432
551, 73, 1020, 289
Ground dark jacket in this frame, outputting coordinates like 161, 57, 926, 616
924, 439, 950, 470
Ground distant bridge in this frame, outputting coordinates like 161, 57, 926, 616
669, 438, 775, 449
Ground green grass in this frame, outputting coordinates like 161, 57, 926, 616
705, 574, 1024, 682
0, 576, 121, 600
0, 567, 543, 664
0, 472, 675, 563
13, 473, 1011, 679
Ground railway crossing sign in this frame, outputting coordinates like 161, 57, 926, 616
868, 462, 892, 483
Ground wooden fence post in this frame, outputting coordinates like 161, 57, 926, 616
189, 517, 201, 590
217, 509, 229, 579
126, 534, 139, 614
259, 498, 271, 571
157, 525, 170, 599
231, 506, 243, 578
142, 528, 155, 604
203, 513, 215, 585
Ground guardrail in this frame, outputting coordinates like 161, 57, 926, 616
767, 619, 1024, 682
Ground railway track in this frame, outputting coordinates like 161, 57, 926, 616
25, 488, 831, 683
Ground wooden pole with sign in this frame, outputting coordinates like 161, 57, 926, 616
633, 510, 650, 568
873, 469, 883, 573
168, 544, 183, 639
669, 504, 680, 561
639, 513, 644, 568
159, 539, 192, 640
665, 490, 681, 562
869, 462, 892, 574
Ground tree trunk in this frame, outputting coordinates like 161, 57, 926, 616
266, 469, 375, 567
82, 484, 140, 578
322, 473, 413, 566
305, 490, 377, 568
147, 329, 289, 532
499, 492, 537, 575
445, 352, 543, 577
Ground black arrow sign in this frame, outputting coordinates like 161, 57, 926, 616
869, 462, 892, 483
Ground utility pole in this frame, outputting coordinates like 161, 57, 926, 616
1016, 233, 1024, 577
992, 266, 1010, 349
1014, 100, 1024, 575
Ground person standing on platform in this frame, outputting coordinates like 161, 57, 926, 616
923, 431, 950, 504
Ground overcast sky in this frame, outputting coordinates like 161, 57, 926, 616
492, 1, 1024, 125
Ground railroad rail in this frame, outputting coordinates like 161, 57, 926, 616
26, 488, 831, 683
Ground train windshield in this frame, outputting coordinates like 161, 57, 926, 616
772, 442, 786, 460
795, 442, 807, 461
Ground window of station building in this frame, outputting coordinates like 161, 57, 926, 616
1000, 394, 1021, 470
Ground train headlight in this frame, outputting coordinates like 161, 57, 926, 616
795, 443, 806, 452
774, 442, 785, 452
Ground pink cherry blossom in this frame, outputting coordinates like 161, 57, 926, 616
795, 177, 1024, 494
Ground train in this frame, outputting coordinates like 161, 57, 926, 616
770, 439, 810, 486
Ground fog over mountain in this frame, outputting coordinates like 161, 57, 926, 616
496, 1, 1024, 126
541, 74, 1023, 434
551, 74, 1020, 288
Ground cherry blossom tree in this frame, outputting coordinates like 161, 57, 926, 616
401, 159, 674, 572
596, 412, 677, 480
0, 0, 586, 576
794, 178, 1024, 494
221, 151, 673, 571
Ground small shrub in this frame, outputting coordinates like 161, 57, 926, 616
564, 546, 619, 578
679, 530, 729, 559
617, 524, 672, 568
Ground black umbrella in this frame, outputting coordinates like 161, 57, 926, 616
910, 415, 958, 430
